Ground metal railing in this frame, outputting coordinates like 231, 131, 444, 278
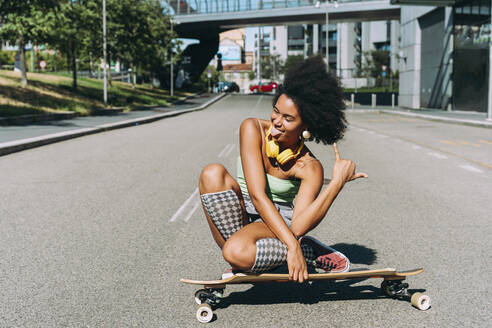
166, 0, 380, 15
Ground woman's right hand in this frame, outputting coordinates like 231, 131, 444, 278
286, 243, 308, 283
331, 143, 368, 185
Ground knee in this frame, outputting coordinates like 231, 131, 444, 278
222, 239, 255, 270
199, 164, 227, 191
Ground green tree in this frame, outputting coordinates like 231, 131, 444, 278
362, 49, 390, 86
138, 0, 176, 87
0, 0, 58, 87
281, 55, 304, 75
78, 0, 103, 78
43, 0, 85, 88
249, 55, 284, 81
261, 54, 283, 81
103, 0, 176, 88
194, 65, 219, 92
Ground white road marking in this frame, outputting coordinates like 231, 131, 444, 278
184, 200, 201, 222
169, 188, 199, 222
459, 164, 483, 173
224, 144, 235, 157
427, 152, 448, 159
218, 144, 231, 158
173, 95, 264, 224
412, 145, 422, 150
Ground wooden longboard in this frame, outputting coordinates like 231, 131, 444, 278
181, 267, 424, 288
182, 268, 430, 323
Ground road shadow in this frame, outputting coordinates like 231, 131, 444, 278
213, 243, 393, 311
216, 278, 426, 309
331, 243, 378, 266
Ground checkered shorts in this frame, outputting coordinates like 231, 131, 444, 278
201, 190, 244, 240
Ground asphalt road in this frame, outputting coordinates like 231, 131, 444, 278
0, 94, 491, 327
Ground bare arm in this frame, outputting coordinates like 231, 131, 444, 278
240, 118, 298, 249
291, 143, 368, 237
239, 118, 307, 282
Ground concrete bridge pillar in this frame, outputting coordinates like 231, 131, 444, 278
180, 34, 220, 85
313, 24, 319, 54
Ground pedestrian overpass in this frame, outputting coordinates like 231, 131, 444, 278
164, 0, 401, 84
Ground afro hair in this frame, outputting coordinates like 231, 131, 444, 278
273, 55, 347, 144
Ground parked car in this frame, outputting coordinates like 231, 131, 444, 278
217, 81, 240, 93
250, 81, 278, 93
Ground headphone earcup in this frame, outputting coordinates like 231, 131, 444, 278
265, 138, 279, 158
276, 149, 294, 165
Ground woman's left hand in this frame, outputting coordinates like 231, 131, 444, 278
286, 243, 308, 283
331, 143, 368, 185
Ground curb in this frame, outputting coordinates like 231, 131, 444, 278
0, 93, 227, 157
379, 110, 492, 129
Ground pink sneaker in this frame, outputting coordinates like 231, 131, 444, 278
300, 236, 350, 273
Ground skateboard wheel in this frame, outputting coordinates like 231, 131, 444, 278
194, 289, 208, 305
196, 303, 213, 323
411, 292, 431, 311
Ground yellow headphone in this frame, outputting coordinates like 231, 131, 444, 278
265, 125, 304, 165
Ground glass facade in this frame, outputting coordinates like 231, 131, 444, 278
453, 0, 491, 112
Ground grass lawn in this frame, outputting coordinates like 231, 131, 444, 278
0, 70, 192, 117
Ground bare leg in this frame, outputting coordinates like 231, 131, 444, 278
222, 222, 278, 271
199, 164, 315, 272
198, 163, 248, 248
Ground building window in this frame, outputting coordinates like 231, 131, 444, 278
453, 0, 491, 112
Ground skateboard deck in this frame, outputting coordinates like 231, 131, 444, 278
181, 267, 430, 323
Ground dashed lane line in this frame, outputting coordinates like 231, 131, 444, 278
459, 165, 483, 173
351, 123, 492, 171
169, 188, 199, 222
224, 144, 235, 157
218, 144, 231, 158
427, 152, 448, 159
171, 95, 266, 223
171, 142, 237, 223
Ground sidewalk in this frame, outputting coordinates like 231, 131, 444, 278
346, 105, 492, 129
0, 93, 226, 156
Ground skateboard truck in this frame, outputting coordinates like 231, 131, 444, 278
381, 279, 431, 311
194, 287, 225, 323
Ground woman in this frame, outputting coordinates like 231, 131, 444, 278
198, 56, 367, 283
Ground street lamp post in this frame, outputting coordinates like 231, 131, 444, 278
170, 19, 174, 98
316, 1, 338, 72
325, 11, 329, 72
488, 0, 492, 121
102, 0, 107, 107
258, 26, 262, 84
